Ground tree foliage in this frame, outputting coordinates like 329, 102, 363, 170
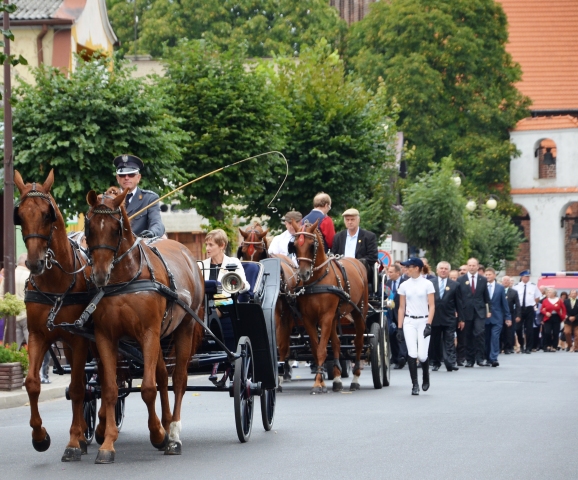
106, 0, 155, 56
244, 40, 400, 231
13, 55, 187, 217
161, 40, 287, 225
346, 0, 530, 203
107, 0, 346, 59
401, 157, 466, 265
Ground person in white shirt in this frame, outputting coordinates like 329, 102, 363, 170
513, 270, 540, 354
397, 257, 435, 395
268, 211, 302, 265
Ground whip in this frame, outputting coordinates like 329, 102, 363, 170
128, 151, 288, 220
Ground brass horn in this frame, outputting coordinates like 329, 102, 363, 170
221, 272, 244, 295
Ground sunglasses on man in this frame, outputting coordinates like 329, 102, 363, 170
118, 173, 137, 178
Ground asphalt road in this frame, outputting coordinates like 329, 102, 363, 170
1, 351, 577, 480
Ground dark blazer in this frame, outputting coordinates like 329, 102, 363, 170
486, 283, 511, 325
386, 276, 407, 326
564, 298, 578, 325
456, 273, 491, 322
430, 276, 461, 327
505, 287, 520, 321
125, 187, 165, 237
331, 228, 378, 270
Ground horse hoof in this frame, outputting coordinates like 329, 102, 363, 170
95, 449, 115, 464
310, 386, 323, 395
332, 382, 343, 392
321, 386, 328, 393
79, 440, 88, 455
32, 433, 51, 452
277, 385, 283, 393
164, 441, 182, 456
61, 447, 82, 462
95, 431, 104, 446
152, 432, 169, 451
283, 373, 292, 382
349, 382, 361, 391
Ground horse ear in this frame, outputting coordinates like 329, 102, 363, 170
43, 169, 55, 192
260, 229, 268, 239
236, 246, 243, 259
87, 190, 98, 207
239, 227, 249, 239
14, 170, 25, 194
113, 188, 129, 208
309, 219, 319, 232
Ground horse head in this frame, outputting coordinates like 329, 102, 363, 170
85, 188, 130, 287
237, 223, 269, 261
291, 219, 320, 283
14, 169, 60, 275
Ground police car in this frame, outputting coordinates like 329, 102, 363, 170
537, 272, 578, 292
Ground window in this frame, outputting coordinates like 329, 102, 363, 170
536, 138, 557, 179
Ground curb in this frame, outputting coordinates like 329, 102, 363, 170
0, 377, 68, 410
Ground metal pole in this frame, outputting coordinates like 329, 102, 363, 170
133, 0, 138, 57
3, 0, 16, 344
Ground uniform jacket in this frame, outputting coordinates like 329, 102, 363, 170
505, 287, 521, 321
302, 209, 335, 252
456, 273, 491, 322
486, 282, 511, 325
540, 298, 567, 323
331, 228, 378, 271
564, 297, 578, 325
386, 276, 407, 325
430, 276, 461, 327
124, 187, 165, 237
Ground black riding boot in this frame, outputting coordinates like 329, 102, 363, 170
421, 358, 430, 391
407, 357, 419, 395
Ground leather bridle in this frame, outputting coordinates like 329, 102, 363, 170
14, 184, 58, 247
240, 228, 267, 261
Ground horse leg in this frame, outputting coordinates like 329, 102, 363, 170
311, 312, 334, 395
61, 337, 89, 462
350, 310, 366, 391
156, 350, 171, 433
301, 317, 323, 394
25, 333, 51, 452
94, 333, 119, 464
94, 359, 107, 446
330, 317, 343, 392
165, 320, 194, 455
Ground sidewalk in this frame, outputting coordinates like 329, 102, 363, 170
0, 374, 69, 409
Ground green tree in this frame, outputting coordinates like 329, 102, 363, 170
135, 0, 346, 58
245, 40, 400, 232
161, 40, 287, 225
106, 0, 155, 56
347, 0, 530, 203
13, 55, 187, 217
400, 157, 466, 265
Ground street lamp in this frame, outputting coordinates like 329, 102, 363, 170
466, 199, 477, 212
486, 195, 498, 210
452, 170, 465, 187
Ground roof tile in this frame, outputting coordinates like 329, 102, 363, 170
514, 115, 578, 131
10, 0, 63, 20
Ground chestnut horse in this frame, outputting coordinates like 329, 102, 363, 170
290, 220, 368, 394
13, 170, 92, 461
84, 188, 204, 463
237, 223, 268, 261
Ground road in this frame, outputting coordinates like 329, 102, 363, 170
1, 351, 577, 480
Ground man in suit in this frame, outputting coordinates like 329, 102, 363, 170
386, 264, 408, 369
429, 261, 461, 371
114, 154, 165, 238
456, 257, 492, 367
484, 268, 510, 367
501, 276, 519, 354
331, 208, 378, 278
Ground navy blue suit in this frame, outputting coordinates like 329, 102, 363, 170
485, 282, 511, 362
125, 187, 165, 237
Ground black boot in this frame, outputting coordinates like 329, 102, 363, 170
407, 357, 419, 395
421, 359, 430, 391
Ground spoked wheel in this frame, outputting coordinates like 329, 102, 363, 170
115, 396, 126, 432
260, 388, 276, 431
370, 322, 384, 389
381, 324, 391, 387
83, 398, 97, 445
234, 336, 255, 443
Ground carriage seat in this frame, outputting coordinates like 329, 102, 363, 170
238, 261, 264, 303
204, 280, 220, 296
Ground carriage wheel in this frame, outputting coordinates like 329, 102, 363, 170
234, 336, 254, 443
260, 388, 276, 431
83, 398, 97, 445
115, 396, 126, 432
340, 359, 351, 378
381, 324, 391, 387
370, 323, 384, 389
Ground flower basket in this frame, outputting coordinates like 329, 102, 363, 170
0, 343, 29, 390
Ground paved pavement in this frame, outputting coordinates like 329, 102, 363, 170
0, 374, 70, 409
1, 351, 577, 479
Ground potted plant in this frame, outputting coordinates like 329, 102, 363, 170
0, 293, 28, 391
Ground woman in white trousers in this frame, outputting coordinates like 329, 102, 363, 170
397, 258, 435, 395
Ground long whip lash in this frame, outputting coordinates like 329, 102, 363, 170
128, 151, 289, 220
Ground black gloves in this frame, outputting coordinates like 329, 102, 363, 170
396, 328, 404, 342
423, 324, 432, 338
139, 230, 155, 239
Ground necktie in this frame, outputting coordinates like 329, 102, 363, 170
440, 279, 445, 298
125, 193, 133, 206
471, 275, 475, 294
392, 280, 397, 296
489, 283, 493, 299
522, 284, 527, 307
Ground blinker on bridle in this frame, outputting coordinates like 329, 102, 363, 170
241, 228, 267, 261
294, 226, 320, 279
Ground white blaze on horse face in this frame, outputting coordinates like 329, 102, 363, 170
169, 420, 182, 442
100, 218, 105, 230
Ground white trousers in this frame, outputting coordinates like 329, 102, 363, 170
403, 316, 430, 363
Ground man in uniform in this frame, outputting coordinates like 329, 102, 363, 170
114, 154, 165, 238
513, 270, 540, 354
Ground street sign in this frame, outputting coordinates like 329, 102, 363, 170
377, 250, 392, 268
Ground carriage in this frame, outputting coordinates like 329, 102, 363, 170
52, 257, 281, 444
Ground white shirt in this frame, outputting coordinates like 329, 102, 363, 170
201, 255, 249, 296
268, 230, 294, 257
468, 272, 479, 288
125, 186, 138, 204
344, 228, 359, 258
398, 276, 435, 318
513, 281, 540, 307
487, 281, 495, 299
